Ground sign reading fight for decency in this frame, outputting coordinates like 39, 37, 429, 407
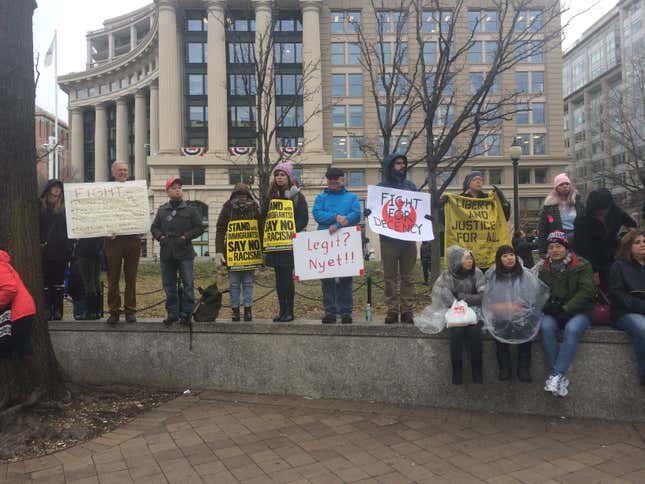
226, 219, 263, 271
366, 186, 434, 242
64, 181, 151, 239
293, 226, 365, 281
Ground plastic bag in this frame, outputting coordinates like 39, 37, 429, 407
415, 304, 446, 334
445, 300, 477, 327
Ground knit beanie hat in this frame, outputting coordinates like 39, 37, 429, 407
463, 170, 484, 191
273, 162, 294, 180
553, 173, 571, 188
546, 230, 569, 249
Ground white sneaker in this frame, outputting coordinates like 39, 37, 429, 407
557, 376, 569, 397
544, 374, 560, 395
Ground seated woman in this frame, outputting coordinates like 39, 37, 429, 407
431, 246, 486, 385
483, 246, 549, 383
609, 228, 645, 385
534, 231, 595, 397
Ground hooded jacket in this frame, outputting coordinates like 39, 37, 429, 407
150, 200, 205, 261
39, 179, 70, 261
433, 246, 486, 308
215, 184, 261, 254
378, 154, 418, 191
536, 194, 584, 256
313, 186, 361, 231
609, 259, 645, 321
0, 250, 36, 322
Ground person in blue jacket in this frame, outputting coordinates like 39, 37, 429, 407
313, 167, 361, 324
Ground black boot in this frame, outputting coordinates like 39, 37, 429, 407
451, 360, 463, 385
496, 342, 512, 381
471, 360, 483, 384
232, 307, 241, 322
273, 299, 286, 322
51, 285, 65, 320
517, 343, 532, 383
279, 298, 294, 322
43, 287, 52, 321
86, 294, 99, 320
244, 306, 252, 322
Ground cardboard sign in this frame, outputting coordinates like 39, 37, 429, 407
366, 185, 434, 241
262, 199, 295, 252
226, 219, 263, 271
443, 191, 511, 269
293, 226, 365, 281
64, 181, 150, 238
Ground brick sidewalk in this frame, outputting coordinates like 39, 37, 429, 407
2, 392, 645, 484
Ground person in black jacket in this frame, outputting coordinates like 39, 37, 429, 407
512, 230, 538, 269
609, 228, 645, 385
151, 177, 205, 326
261, 162, 308, 322
39, 179, 71, 320
574, 188, 637, 291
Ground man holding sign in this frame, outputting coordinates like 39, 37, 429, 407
313, 167, 361, 324
215, 183, 261, 322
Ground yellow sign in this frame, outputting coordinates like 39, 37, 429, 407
226, 219, 263, 271
443, 191, 511, 269
262, 199, 296, 252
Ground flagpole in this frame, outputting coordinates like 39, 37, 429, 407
53, 29, 59, 179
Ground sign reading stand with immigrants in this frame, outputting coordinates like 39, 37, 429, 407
64, 181, 151, 239
226, 219, 263, 270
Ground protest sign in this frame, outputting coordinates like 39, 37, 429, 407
262, 199, 295, 252
226, 219, 263, 270
64, 180, 150, 238
366, 185, 434, 241
443, 191, 511, 268
293, 226, 365, 281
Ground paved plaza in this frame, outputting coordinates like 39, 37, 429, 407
3, 391, 645, 483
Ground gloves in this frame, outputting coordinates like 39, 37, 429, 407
542, 300, 564, 317
215, 253, 226, 267
363, 208, 372, 217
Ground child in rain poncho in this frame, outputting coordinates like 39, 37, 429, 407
417, 246, 485, 385
483, 245, 550, 382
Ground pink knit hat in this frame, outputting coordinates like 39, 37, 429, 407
273, 162, 294, 180
553, 173, 571, 188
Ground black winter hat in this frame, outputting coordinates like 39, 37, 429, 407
325, 167, 345, 179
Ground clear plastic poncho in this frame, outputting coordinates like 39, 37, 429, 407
415, 246, 485, 334
482, 265, 550, 344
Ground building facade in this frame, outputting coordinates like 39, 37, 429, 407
59, 0, 565, 257
35, 106, 70, 191
563, 0, 644, 217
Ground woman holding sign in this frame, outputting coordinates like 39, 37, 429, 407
262, 163, 308, 322
215, 184, 261, 322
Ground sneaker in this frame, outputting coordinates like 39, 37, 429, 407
544, 374, 568, 397
322, 314, 337, 324
557, 376, 570, 397
125, 312, 137, 324
385, 312, 398, 324
341, 316, 353, 324
106, 311, 120, 325
163, 316, 179, 326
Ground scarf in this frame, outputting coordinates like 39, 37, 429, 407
549, 252, 572, 273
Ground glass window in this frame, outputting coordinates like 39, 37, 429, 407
189, 106, 206, 127
348, 74, 362, 96
468, 10, 480, 32
349, 136, 364, 158
531, 40, 543, 63
535, 167, 547, 183
519, 168, 531, 184
531, 71, 544, 93
440, 10, 452, 32
228, 167, 254, 184
516, 71, 529, 92
484, 11, 497, 32
487, 135, 501, 156
333, 136, 347, 158
516, 134, 530, 155
189, 74, 205, 95
332, 105, 346, 127
470, 72, 483, 94
180, 168, 205, 185
423, 42, 437, 64
469, 41, 482, 63
532, 102, 545, 124
347, 11, 361, 32
230, 74, 256, 95
331, 11, 344, 33
348, 105, 363, 127
485, 41, 498, 63
120, 78, 128, 88
99, 84, 108, 94
331, 43, 345, 64
347, 43, 360, 64
377, 11, 391, 33
88, 87, 96, 97
228, 43, 253, 63
423, 11, 437, 33
188, 42, 204, 63
76, 89, 85, 99
489, 168, 502, 184
516, 103, 529, 124
379, 42, 391, 65
110, 81, 119, 92
533, 133, 546, 155
349, 170, 365, 186
332, 74, 345, 96
292, 167, 303, 184
529, 10, 542, 32
187, 19, 203, 31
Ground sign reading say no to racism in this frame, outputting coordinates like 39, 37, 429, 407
366, 185, 434, 242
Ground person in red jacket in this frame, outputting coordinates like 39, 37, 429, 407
0, 249, 42, 409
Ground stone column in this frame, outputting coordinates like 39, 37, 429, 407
116, 97, 129, 162
108, 33, 115, 60
300, 0, 323, 152
134, 90, 148, 180
86, 40, 93, 68
150, 82, 159, 155
94, 104, 108, 181
207, 0, 228, 153
130, 25, 138, 50
70, 108, 84, 181
156, 0, 182, 153
253, 0, 275, 142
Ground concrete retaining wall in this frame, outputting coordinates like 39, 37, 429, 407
49, 321, 644, 421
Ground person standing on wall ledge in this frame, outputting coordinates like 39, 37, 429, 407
151, 177, 205, 326
105, 161, 141, 324
313, 167, 361, 324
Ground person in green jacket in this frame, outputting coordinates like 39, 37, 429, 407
534, 231, 594, 397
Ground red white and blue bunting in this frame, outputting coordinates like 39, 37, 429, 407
180, 147, 206, 157
228, 147, 257, 156
278, 146, 303, 156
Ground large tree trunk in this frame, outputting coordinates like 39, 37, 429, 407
0, 0, 63, 403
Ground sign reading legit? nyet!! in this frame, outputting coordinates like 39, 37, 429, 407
293, 226, 365, 281
365, 186, 434, 242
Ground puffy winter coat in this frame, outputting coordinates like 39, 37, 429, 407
0, 250, 36, 321
609, 259, 645, 321
536, 195, 584, 256
536, 252, 595, 316
215, 184, 261, 254
39, 179, 71, 261
313, 187, 361, 230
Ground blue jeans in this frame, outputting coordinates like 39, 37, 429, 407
540, 313, 590, 376
614, 313, 645, 377
321, 277, 353, 317
161, 258, 195, 319
229, 270, 254, 308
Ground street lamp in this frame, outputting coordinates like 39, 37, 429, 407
509, 141, 523, 232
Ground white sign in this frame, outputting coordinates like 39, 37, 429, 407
64, 181, 151, 238
293, 226, 365, 281
366, 185, 434, 241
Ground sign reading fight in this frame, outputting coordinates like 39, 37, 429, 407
64, 180, 150, 238
262, 199, 295, 252
443, 191, 511, 268
366, 186, 434, 241
293, 226, 364, 281
226, 219, 263, 271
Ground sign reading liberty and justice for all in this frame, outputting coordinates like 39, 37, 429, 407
64, 181, 151, 239
366, 186, 434, 242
